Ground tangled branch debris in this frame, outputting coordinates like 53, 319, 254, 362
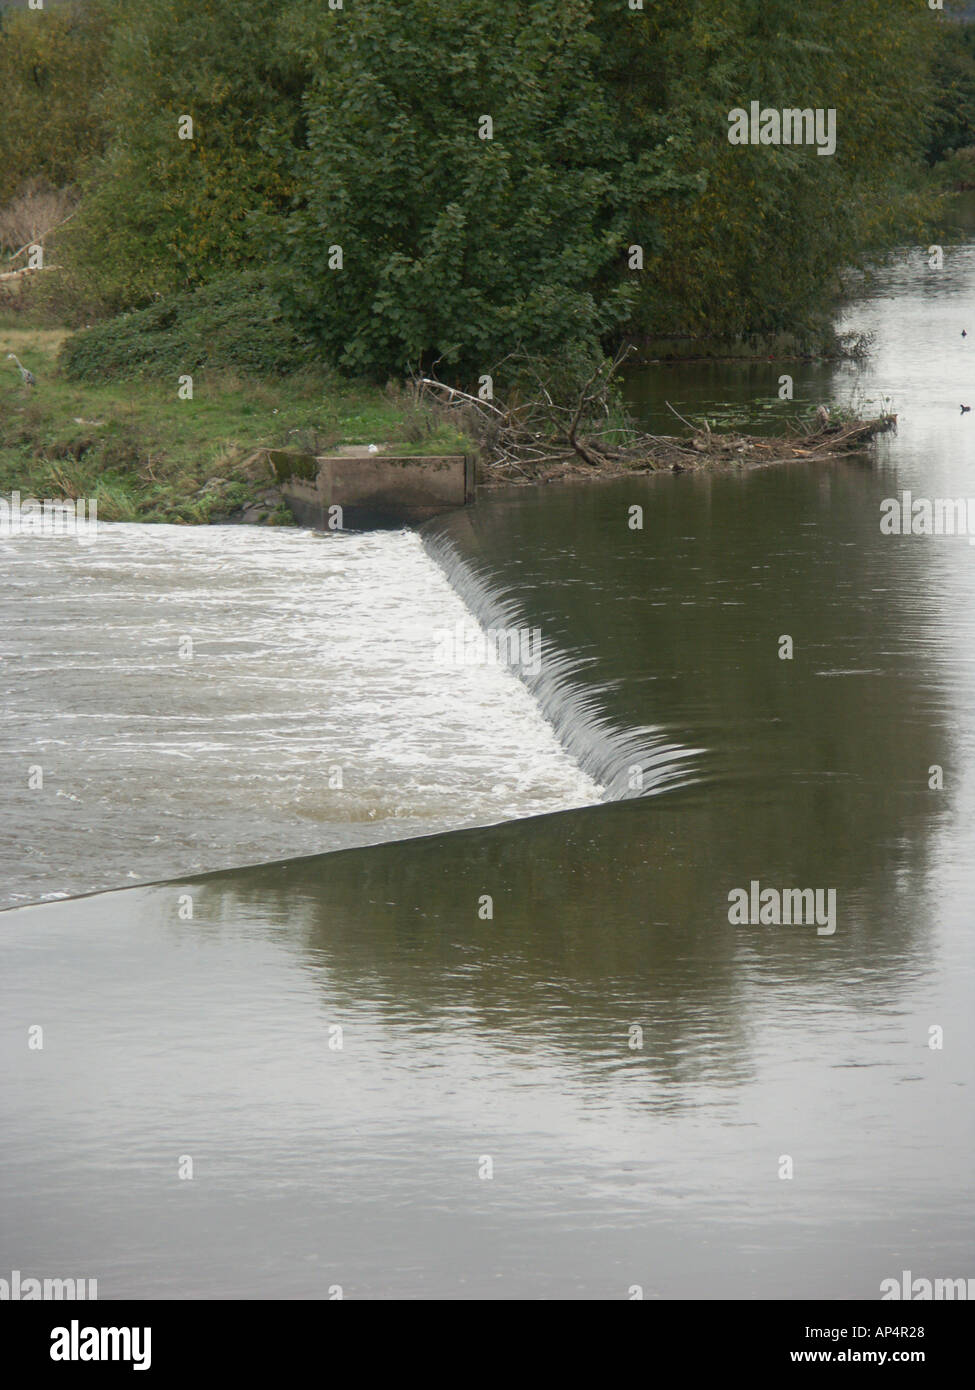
412, 352, 897, 486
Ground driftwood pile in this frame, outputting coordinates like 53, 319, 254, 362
413, 360, 897, 486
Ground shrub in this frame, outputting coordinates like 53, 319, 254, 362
59, 273, 313, 381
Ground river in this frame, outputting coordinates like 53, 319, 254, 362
1, 207, 973, 1299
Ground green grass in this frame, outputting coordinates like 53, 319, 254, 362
0, 324, 471, 523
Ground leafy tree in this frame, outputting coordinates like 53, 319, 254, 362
276, 0, 698, 380
926, 13, 975, 164
631, 0, 938, 339
61, 0, 314, 309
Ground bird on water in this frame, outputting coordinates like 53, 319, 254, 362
6, 353, 35, 387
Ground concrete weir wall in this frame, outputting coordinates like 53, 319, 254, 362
272, 448, 476, 530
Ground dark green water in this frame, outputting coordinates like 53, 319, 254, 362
2, 220, 974, 1298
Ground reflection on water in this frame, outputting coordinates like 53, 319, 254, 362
2, 795, 971, 1298
2, 215, 975, 1298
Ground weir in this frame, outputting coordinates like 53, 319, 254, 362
421, 515, 700, 801
272, 445, 697, 799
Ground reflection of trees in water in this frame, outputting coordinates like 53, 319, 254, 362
186, 460, 943, 1106
190, 800, 755, 1112
190, 776, 934, 1116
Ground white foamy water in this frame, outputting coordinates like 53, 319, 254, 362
0, 522, 601, 907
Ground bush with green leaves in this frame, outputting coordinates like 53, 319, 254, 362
59, 0, 315, 311
276, 0, 696, 381
59, 273, 313, 381
629, 0, 938, 340
926, 14, 975, 166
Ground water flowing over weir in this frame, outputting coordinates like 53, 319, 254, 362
422, 519, 701, 799
0, 522, 606, 908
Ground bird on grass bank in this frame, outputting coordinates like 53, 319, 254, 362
6, 353, 35, 387
815, 404, 831, 428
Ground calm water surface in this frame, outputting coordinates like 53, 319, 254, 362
1, 216, 974, 1298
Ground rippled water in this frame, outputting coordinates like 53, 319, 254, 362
0, 524, 600, 907
2, 212, 974, 1299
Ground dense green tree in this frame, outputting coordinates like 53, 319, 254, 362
276, 0, 697, 379
620, 0, 938, 339
45, 0, 950, 365
926, 14, 975, 164
61, 0, 314, 309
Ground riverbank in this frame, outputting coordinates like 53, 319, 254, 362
2, 321, 897, 523
0, 323, 471, 523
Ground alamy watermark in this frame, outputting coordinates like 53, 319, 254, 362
433, 623, 542, 677
0, 492, 98, 545
881, 1270, 975, 1300
728, 103, 836, 156
728, 880, 836, 936
1, 1269, 97, 1300
880, 493, 975, 543
50, 1321, 151, 1372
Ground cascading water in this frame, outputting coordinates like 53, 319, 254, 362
421, 524, 702, 800
0, 520, 608, 908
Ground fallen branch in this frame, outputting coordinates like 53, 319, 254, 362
409, 361, 896, 485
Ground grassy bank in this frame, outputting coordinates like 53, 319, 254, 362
0, 321, 471, 523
